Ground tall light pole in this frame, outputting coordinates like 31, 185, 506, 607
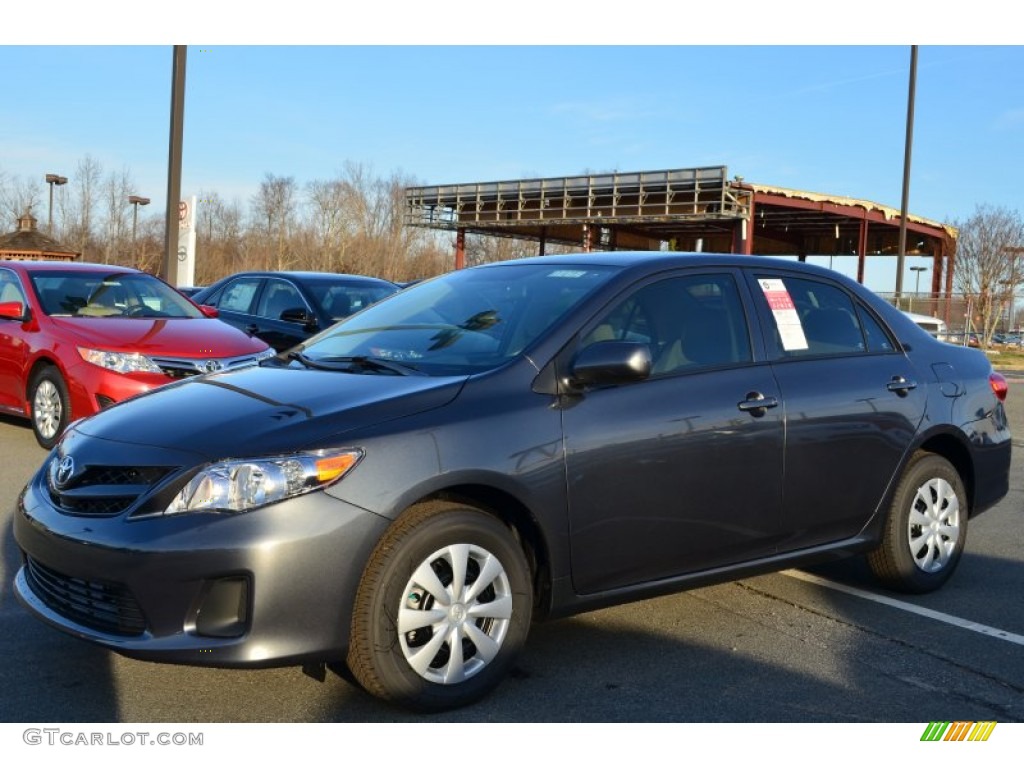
895, 45, 918, 303
128, 195, 150, 241
164, 45, 187, 285
45, 173, 68, 234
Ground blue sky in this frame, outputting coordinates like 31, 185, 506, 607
2, 6, 1021, 291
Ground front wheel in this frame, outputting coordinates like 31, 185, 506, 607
29, 366, 71, 450
867, 452, 968, 594
347, 501, 533, 712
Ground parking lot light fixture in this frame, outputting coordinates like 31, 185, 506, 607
45, 173, 68, 234
910, 266, 927, 295
128, 195, 151, 241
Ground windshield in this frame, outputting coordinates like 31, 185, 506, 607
30, 271, 205, 319
298, 263, 616, 375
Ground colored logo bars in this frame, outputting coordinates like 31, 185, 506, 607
921, 722, 997, 742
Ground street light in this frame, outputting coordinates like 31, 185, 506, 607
910, 266, 927, 294
909, 265, 927, 313
45, 173, 68, 234
128, 195, 151, 241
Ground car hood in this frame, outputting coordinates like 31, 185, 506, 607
71, 364, 467, 459
48, 317, 268, 356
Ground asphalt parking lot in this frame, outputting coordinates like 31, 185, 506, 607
0, 376, 1021, 723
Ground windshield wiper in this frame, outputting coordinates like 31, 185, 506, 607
289, 352, 421, 376
287, 351, 325, 369
321, 355, 423, 375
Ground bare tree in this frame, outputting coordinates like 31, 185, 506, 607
71, 155, 103, 257
101, 168, 135, 264
306, 178, 350, 271
952, 204, 1024, 346
0, 173, 42, 225
192, 191, 247, 283
250, 174, 298, 271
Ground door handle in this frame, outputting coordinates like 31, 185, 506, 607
737, 391, 779, 417
887, 376, 918, 396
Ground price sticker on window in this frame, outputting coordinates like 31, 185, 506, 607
759, 279, 808, 351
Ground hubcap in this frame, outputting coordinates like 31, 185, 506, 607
33, 380, 62, 439
398, 543, 513, 685
907, 477, 960, 573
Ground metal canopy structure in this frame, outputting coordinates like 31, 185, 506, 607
405, 165, 957, 298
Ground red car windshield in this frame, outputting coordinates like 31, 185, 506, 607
29, 271, 204, 319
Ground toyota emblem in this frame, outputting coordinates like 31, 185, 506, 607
53, 455, 75, 488
203, 360, 222, 373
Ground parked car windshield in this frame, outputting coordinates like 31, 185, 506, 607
29, 271, 205, 319
298, 263, 617, 375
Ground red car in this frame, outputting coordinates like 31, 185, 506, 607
0, 261, 274, 448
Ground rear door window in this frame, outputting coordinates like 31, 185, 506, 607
753, 274, 894, 358
215, 278, 263, 314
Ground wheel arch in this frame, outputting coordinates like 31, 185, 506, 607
915, 430, 976, 516
408, 484, 554, 618
25, 355, 67, 404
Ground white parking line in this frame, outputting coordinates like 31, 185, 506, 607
782, 569, 1024, 646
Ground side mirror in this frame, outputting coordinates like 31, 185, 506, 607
199, 305, 219, 319
0, 300, 27, 321
569, 341, 651, 388
280, 307, 317, 329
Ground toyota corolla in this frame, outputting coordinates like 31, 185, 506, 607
12, 253, 1010, 712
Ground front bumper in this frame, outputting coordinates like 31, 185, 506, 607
13, 470, 389, 667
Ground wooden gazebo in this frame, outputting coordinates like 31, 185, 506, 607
0, 210, 79, 262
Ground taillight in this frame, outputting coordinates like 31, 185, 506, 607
989, 372, 1008, 402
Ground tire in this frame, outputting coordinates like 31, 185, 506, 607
867, 452, 968, 594
347, 501, 533, 712
29, 366, 71, 450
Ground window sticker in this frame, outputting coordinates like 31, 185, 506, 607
758, 278, 808, 351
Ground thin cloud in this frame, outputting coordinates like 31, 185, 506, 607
994, 109, 1024, 131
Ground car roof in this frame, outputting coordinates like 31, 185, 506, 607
4, 260, 142, 274
486, 251, 851, 281
210, 271, 395, 284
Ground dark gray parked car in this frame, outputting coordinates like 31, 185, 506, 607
13, 253, 1011, 712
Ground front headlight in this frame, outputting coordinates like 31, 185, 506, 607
78, 347, 163, 374
165, 449, 363, 515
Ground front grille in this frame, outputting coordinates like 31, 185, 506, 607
47, 459, 173, 518
75, 466, 170, 487
151, 350, 271, 380
24, 556, 147, 636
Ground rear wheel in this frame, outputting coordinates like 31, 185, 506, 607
347, 501, 532, 712
867, 452, 967, 593
29, 366, 71, 450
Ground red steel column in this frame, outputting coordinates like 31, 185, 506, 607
856, 220, 868, 284
931, 251, 943, 296
741, 198, 755, 254
455, 228, 466, 270
944, 247, 955, 327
